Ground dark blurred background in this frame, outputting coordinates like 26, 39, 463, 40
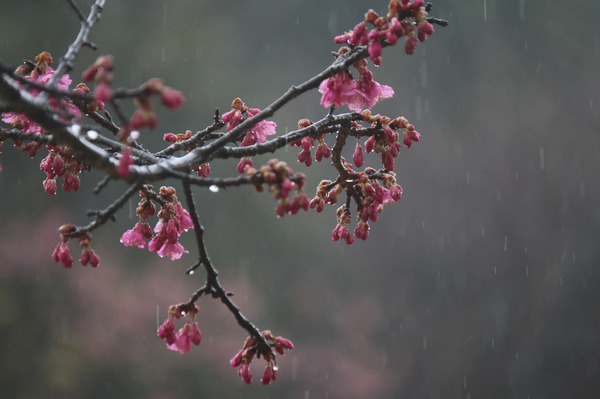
1, 0, 599, 398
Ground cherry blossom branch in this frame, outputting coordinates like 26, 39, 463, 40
49, 0, 105, 87
136, 48, 369, 177
1, 0, 447, 386
180, 180, 273, 356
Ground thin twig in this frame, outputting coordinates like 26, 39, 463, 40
181, 179, 273, 356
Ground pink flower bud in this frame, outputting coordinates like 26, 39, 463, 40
353, 141, 364, 168
160, 88, 185, 109
368, 39, 383, 65
230, 350, 243, 367
163, 133, 177, 142
94, 83, 112, 102
43, 178, 57, 195
52, 242, 73, 268
238, 363, 252, 385
116, 146, 133, 178
405, 36, 418, 55
190, 321, 202, 346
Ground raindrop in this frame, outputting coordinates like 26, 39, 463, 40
423, 335, 427, 350
590, 98, 594, 111
304, 390, 310, 399
483, 0, 487, 21
519, 0, 525, 19
420, 60, 427, 88
189, 270, 195, 275
209, 185, 219, 193
415, 95, 422, 120
559, 277, 563, 288
482, 227, 485, 237
504, 236, 508, 252
86, 130, 99, 140
491, 337, 495, 348
493, 266, 497, 275
515, 171, 519, 180
466, 171, 470, 184
130, 130, 140, 140
525, 265, 529, 277
69, 124, 81, 136
328, 12, 337, 35
579, 181, 586, 199
539, 146, 545, 171
516, 352, 519, 359
464, 376, 467, 390
161, 48, 166, 63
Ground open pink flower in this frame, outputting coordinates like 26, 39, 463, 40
120, 221, 151, 248
319, 72, 360, 110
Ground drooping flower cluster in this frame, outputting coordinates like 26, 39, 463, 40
362, 114, 420, 171
334, 0, 435, 64
157, 304, 202, 354
39, 144, 84, 194
52, 224, 100, 268
319, 50, 394, 113
289, 119, 332, 167
303, 110, 418, 244
120, 191, 156, 249
82, 56, 185, 136
229, 331, 294, 385
120, 186, 193, 260
245, 159, 310, 218
221, 98, 277, 173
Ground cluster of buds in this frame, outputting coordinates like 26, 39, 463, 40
361, 113, 420, 171
246, 159, 310, 218
163, 130, 210, 177
355, 169, 403, 238
318, 49, 394, 113
120, 186, 194, 260
222, 98, 277, 173
332, 206, 355, 244
82, 56, 184, 136
309, 179, 345, 213
290, 119, 332, 167
129, 78, 186, 131
1, 52, 84, 183
39, 144, 83, 194
120, 190, 156, 249
334, 0, 434, 63
52, 224, 100, 268
157, 304, 202, 354
81, 55, 114, 103
72, 82, 105, 114
229, 331, 294, 385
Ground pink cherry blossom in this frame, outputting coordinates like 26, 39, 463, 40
168, 324, 192, 354
120, 221, 149, 248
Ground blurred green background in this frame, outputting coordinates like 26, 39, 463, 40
1, 0, 599, 398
